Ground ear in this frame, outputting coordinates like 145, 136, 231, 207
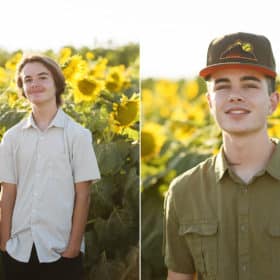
269, 91, 279, 114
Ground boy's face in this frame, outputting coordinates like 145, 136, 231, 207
207, 68, 279, 136
21, 62, 57, 107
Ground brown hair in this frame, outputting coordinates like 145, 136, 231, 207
16, 54, 65, 106
266, 77, 276, 94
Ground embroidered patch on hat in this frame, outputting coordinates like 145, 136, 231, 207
220, 40, 257, 61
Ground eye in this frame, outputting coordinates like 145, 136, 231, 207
214, 84, 230, 91
24, 78, 32, 83
243, 83, 259, 89
39, 76, 48, 80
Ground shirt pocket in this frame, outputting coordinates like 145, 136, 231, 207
267, 222, 280, 272
179, 221, 218, 279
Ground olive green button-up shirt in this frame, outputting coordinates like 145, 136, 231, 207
164, 139, 280, 280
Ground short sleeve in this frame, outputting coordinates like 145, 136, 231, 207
72, 129, 101, 183
163, 189, 195, 274
0, 133, 17, 184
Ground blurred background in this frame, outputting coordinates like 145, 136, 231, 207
141, 1, 280, 279
0, 1, 139, 279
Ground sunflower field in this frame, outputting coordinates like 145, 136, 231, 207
141, 77, 280, 280
0, 44, 139, 280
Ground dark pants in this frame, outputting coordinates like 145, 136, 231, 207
1, 245, 84, 280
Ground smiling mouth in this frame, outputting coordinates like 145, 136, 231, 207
225, 109, 250, 114
30, 91, 44, 94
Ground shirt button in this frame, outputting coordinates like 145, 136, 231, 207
242, 264, 247, 271
241, 225, 247, 232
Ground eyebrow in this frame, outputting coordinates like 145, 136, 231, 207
214, 78, 230, 84
240, 76, 261, 82
23, 72, 50, 78
214, 76, 261, 84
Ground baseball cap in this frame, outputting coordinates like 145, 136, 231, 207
199, 32, 276, 79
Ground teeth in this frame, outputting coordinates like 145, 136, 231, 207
228, 110, 248, 114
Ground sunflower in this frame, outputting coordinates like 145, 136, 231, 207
89, 58, 108, 79
155, 80, 178, 96
110, 94, 139, 132
184, 79, 199, 100
105, 65, 130, 92
170, 121, 196, 143
62, 55, 88, 84
0, 67, 9, 87
73, 77, 104, 103
154, 80, 180, 118
141, 122, 165, 160
85, 51, 95, 60
58, 47, 72, 65
5, 52, 22, 71
7, 90, 19, 108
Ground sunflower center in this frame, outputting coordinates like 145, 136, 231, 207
78, 79, 96, 96
115, 101, 138, 126
141, 131, 156, 157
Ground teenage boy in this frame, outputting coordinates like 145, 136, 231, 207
0, 54, 100, 280
164, 32, 280, 280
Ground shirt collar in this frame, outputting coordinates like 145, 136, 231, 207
214, 138, 280, 183
266, 138, 280, 181
214, 146, 229, 182
22, 114, 36, 129
22, 108, 66, 130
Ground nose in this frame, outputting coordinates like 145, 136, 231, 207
30, 79, 39, 88
228, 92, 245, 102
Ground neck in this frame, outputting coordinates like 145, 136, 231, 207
223, 130, 275, 183
32, 103, 58, 131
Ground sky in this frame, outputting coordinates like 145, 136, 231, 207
1, 0, 279, 79
0, 0, 140, 49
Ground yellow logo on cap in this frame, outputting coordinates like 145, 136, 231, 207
242, 42, 253, 53
220, 40, 257, 61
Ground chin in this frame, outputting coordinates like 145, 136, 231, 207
29, 96, 49, 103
30, 99, 44, 104
222, 127, 263, 137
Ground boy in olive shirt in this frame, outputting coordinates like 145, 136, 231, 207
164, 32, 280, 280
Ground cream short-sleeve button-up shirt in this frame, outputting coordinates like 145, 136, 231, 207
0, 109, 101, 263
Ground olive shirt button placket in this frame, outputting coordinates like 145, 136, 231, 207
238, 184, 250, 280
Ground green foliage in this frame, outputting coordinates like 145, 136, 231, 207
0, 48, 11, 67
141, 146, 210, 280
141, 78, 220, 280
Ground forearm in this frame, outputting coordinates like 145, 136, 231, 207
67, 187, 91, 252
0, 183, 17, 250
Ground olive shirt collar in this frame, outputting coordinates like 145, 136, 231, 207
214, 138, 280, 183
